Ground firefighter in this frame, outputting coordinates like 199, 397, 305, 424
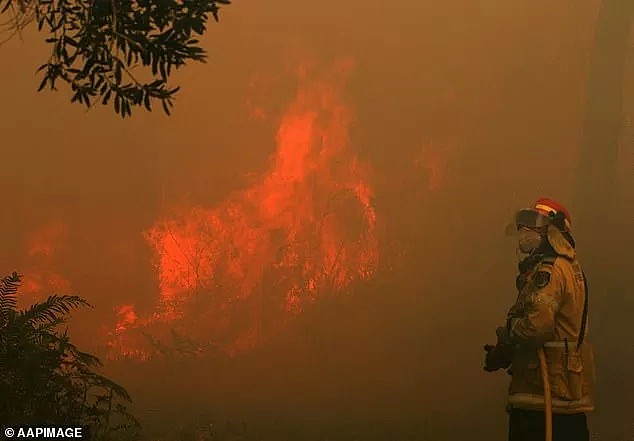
483, 197, 595, 441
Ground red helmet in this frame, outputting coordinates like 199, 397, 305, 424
514, 197, 572, 232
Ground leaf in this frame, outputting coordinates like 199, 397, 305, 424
192, 20, 205, 34
102, 89, 112, 105
143, 93, 151, 111
82, 92, 91, 108
65, 37, 79, 48
161, 99, 171, 116
115, 63, 122, 84
123, 100, 131, 118
37, 76, 49, 92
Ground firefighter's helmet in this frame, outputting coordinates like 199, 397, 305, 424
505, 197, 572, 236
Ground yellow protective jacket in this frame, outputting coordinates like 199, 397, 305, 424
503, 226, 596, 414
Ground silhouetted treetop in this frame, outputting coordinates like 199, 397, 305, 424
0, 0, 231, 117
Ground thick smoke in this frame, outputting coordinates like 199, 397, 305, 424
0, 0, 631, 439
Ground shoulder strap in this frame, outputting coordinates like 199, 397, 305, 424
576, 270, 589, 351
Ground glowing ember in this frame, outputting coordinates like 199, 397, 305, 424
108, 59, 379, 359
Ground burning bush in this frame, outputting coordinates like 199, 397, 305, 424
106, 59, 379, 360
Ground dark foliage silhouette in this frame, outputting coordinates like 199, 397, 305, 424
0, 272, 140, 440
0, 0, 230, 117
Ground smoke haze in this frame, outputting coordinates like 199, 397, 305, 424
1, 0, 632, 439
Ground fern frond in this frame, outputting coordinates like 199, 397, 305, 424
91, 375, 133, 402
1, 282, 137, 431
35, 316, 67, 333
0, 272, 21, 326
33, 329, 61, 346
17, 295, 92, 328
72, 349, 102, 369
58, 339, 103, 369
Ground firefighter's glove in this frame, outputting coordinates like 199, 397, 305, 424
483, 343, 514, 372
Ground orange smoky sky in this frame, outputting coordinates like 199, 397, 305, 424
0, 0, 632, 439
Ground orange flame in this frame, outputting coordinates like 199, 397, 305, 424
27, 221, 65, 258
19, 220, 71, 307
108, 59, 379, 359
114, 304, 138, 333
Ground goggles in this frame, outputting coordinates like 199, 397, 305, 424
514, 208, 552, 229
505, 208, 551, 236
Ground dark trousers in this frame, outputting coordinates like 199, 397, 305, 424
508, 409, 589, 441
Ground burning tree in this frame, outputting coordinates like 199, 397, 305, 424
0, 0, 230, 117
106, 59, 380, 360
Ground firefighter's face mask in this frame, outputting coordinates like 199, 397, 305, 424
507, 208, 551, 261
517, 227, 543, 254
